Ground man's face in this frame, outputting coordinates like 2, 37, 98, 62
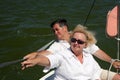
52, 23, 66, 40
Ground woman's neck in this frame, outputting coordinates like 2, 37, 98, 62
77, 54, 83, 64
70, 48, 83, 63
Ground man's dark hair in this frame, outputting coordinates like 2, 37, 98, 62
50, 18, 69, 29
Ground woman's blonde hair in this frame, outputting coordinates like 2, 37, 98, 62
70, 24, 97, 46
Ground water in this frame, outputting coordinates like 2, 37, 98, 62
0, 0, 118, 80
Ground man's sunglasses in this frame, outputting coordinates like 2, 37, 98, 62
71, 38, 86, 44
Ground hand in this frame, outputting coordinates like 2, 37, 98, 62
113, 61, 120, 69
21, 51, 50, 70
23, 52, 38, 60
21, 52, 38, 70
21, 58, 38, 70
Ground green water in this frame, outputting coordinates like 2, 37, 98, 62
0, 0, 118, 80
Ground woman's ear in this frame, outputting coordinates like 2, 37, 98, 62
84, 43, 88, 48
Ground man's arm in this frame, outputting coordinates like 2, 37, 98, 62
93, 49, 120, 69
23, 50, 52, 60
93, 49, 111, 63
21, 54, 50, 70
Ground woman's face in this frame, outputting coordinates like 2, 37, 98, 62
70, 32, 87, 55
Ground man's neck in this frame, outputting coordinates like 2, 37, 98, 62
64, 32, 70, 42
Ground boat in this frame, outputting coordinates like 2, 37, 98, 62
38, 5, 120, 80
39, 70, 55, 80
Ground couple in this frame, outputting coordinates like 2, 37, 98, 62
21, 19, 120, 80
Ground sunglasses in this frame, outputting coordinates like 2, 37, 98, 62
71, 38, 86, 44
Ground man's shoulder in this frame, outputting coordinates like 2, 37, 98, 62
86, 44, 98, 49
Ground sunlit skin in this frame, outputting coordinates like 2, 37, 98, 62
21, 32, 88, 68
52, 23, 70, 41
21, 22, 120, 80
70, 32, 87, 63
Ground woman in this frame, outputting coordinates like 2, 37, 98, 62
21, 25, 102, 80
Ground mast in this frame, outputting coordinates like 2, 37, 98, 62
117, 0, 120, 60
117, 0, 120, 74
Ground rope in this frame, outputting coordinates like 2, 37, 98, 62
107, 59, 120, 80
83, 0, 96, 26
37, 40, 55, 51
0, 59, 25, 68
0, 40, 54, 68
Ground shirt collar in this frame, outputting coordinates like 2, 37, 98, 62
58, 40, 68, 43
83, 51, 89, 57
69, 48, 89, 58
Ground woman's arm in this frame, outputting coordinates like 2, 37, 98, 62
21, 54, 50, 70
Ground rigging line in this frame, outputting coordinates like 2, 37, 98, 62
116, 1, 120, 74
0, 40, 54, 68
0, 59, 25, 68
116, 0, 120, 74
83, 0, 96, 26
114, 0, 120, 61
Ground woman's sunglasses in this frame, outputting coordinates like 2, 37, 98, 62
71, 38, 86, 44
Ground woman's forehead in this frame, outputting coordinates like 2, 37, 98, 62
73, 32, 86, 40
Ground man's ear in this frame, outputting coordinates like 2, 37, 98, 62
63, 26, 68, 31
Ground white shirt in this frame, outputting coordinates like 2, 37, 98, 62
43, 40, 100, 73
46, 48, 102, 80
47, 40, 70, 53
47, 40, 99, 54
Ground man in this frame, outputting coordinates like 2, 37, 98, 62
22, 19, 120, 80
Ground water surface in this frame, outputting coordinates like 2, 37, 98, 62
0, 0, 118, 80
